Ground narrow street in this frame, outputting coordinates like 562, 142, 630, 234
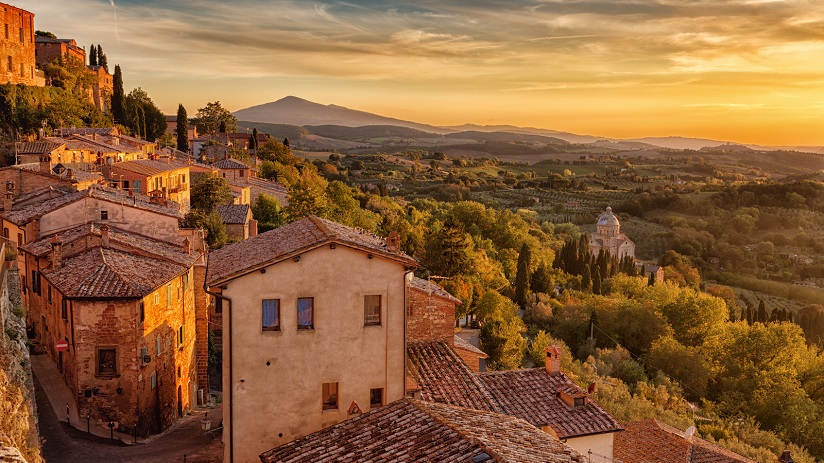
35, 374, 222, 463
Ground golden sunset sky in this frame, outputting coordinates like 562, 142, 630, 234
17, 0, 824, 145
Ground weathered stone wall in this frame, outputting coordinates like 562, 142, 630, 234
0, 3, 36, 86
406, 286, 456, 345
0, 244, 42, 462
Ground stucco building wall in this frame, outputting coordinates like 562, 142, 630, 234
220, 245, 409, 463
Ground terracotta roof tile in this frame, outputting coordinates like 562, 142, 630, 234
15, 141, 64, 154
260, 398, 586, 463
454, 335, 489, 358
42, 247, 187, 298
215, 204, 250, 225
409, 276, 462, 304
479, 368, 622, 439
21, 223, 198, 267
110, 159, 190, 176
1, 186, 182, 225
205, 215, 417, 285
212, 158, 250, 169
407, 341, 501, 412
615, 419, 755, 463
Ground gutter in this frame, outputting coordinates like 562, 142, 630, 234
403, 267, 415, 397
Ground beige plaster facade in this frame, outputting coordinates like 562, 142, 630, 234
216, 244, 411, 463
565, 432, 615, 463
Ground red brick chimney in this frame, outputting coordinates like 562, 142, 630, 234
39, 154, 52, 174
386, 231, 401, 252
100, 224, 110, 247
779, 451, 794, 463
50, 235, 63, 268
183, 237, 191, 254
3, 181, 14, 212
545, 346, 562, 376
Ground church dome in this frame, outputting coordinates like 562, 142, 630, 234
597, 206, 620, 227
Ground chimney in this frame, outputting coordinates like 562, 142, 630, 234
779, 451, 794, 463
545, 345, 562, 375
39, 154, 52, 174
66, 168, 74, 180
100, 224, 110, 247
50, 235, 63, 268
587, 382, 598, 395
183, 237, 191, 254
3, 181, 14, 212
386, 231, 401, 252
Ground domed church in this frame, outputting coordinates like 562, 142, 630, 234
589, 206, 635, 258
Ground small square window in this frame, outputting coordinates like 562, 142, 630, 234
370, 388, 383, 408
322, 382, 338, 411
364, 295, 381, 326
96, 347, 117, 376
298, 297, 314, 330
262, 299, 280, 331
100, 210, 108, 220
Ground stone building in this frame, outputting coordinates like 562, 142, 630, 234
0, 2, 36, 85
86, 64, 112, 112
215, 204, 256, 241
20, 223, 202, 435
205, 215, 417, 463
212, 157, 289, 206
34, 36, 84, 66
589, 206, 635, 259
103, 158, 192, 212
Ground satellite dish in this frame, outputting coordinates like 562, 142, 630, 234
685, 426, 696, 438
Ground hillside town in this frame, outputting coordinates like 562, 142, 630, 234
1, 2, 820, 463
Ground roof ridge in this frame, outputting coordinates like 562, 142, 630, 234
96, 247, 141, 294
307, 215, 334, 238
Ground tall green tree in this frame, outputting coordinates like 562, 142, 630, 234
190, 175, 233, 212
111, 65, 124, 123
250, 128, 259, 151
194, 101, 237, 135
424, 215, 474, 277
97, 44, 108, 72
122, 88, 166, 140
514, 242, 532, 308
176, 103, 189, 153
89, 44, 97, 66
251, 193, 283, 233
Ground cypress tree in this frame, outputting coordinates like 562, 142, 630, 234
283, 137, 290, 148
111, 65, 125, 123
514, 243, 532, 308
89, 44, 97, 66
250, 128, 259, 151
97, 44, 108, 72
176, 104, 189, 153
592, 265, 602, 295
219, 120, 227, 133
757, 300, 767, 323
582, 264, 592, 290
648, 272, 656, 286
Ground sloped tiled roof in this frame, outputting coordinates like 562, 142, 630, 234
205, 215, 417, 285
13, 163, 103, 184
614, 419, 755, 463
244, 176, 289, 205
479, 368, 623, 439
259, 398, 586, 463
42, 247, 187, 299
454, 335, 489, 358
212, 158, 250, 169
407, 341, 501, 412
1, 185, 182, 225
15, 141, 64, 155
215, 204, 250, 225
12, 185, 73, 206
409, 276, 462, 304
21, 223, 198, 267
109, 158, 190, 176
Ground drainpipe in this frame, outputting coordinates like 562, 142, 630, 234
204, 285, 231, 463
403, 267, 415, 397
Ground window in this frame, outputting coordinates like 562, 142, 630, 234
322, 382, 338, 411
19, 26, 23, 42
262, 299, 280, 332
154, 292, 159, 305
167, 284, 172, 305
370, 388, 383, 408
573, 397, 587, 408
364, 295, 381, 326
239, 170, 245, 178
141, 346, 148, 366
100, 210, 108, 220
96, 347, 118, 376
183, 272, 189, 291
31, 270, 40, 295
133, 180, 141, 192
47, 284, 52, 303
150, 373, 156, 390
178, 326, 184, 346
61, 299, 68, 320
297, 297, 314, 329
6, 56, 10, 72
156, 336, 162, 356
4, 24, 8, 39
139, 301, 145, 323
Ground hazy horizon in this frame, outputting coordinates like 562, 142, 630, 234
16, 0, 824, 146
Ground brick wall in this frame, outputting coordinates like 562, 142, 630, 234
406, 286, 456, 345
193, 264, 209, 400
0, 3, 36, 86
0, 167, 74, 197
